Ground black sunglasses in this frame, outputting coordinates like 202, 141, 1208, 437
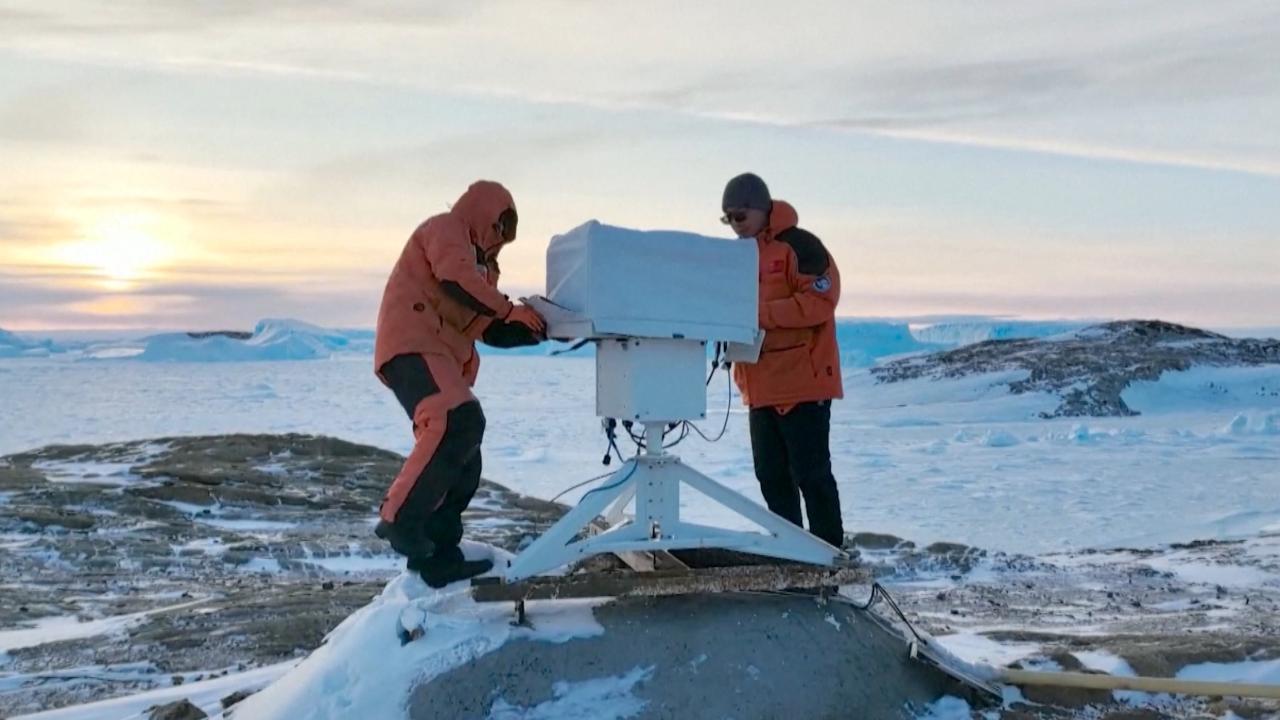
720, 210, 748, 224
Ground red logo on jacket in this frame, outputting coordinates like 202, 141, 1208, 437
769, 259, 785, 273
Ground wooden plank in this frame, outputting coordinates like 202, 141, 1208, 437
584, 518, 687, 573
1002, 668, 1280, 701
472, 564, 869, 603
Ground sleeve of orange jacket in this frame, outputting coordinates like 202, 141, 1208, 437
424, 218, 515, 320
760, 229, 840, 330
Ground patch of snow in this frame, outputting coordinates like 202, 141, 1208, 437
154, 499, 220, 515
234, 542, 608, 720
1073, 650, 1137, 676
150, 501, 296, 533
32, 459, 141, 486
10, 660, 295, 720
197, 518, 297, 532
515, 599, 607, 644
301, 554, 404, 575
1017, 657, 1065, 672
0, 661, 159, 694
1176, 658, 1280, 685
980, 430, 1020, 448
1141, 556, 1278, 589
0, 599, 209, 654
486, 666, 653, 720
238, 558, 283, 574
930, 632, 1040, 668
173, 538, 229, 556
912, 695, 977, 719
26, 444, 168, 488
1123, 365, 1280, 416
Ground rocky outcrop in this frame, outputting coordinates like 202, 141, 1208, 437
0, 434, 566, 716
872, 320, 1280, 417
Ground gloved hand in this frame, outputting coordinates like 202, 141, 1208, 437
506, 303, 546, 336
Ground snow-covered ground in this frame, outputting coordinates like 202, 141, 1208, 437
2, 355, 1277, 554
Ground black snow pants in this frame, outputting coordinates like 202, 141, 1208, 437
748, 400, 845, 547
376, 353, 485, 565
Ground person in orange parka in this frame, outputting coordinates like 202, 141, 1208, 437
721, 172, 845, 547
373, 180, 547, 587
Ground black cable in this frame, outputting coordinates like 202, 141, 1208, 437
550, 339, 591, 357
685, 361, 733, 443
574, 461, 639, 504
846, 582, 928, 646
705, 342, 722, 386
662, 422, 690, 449
627, 426, 645, 449
548, 469, 617, 504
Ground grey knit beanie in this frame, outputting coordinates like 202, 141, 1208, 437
721, 173, 772, 212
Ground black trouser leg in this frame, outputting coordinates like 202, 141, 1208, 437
422, 412, 484, 560
777, 401, 845, 547
383, 353, 440, 419
376, 354, 485, 562
396, 400, 485, 551
749, 407, 803, 526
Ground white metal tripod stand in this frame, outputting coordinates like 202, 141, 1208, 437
503, 420, 842, 582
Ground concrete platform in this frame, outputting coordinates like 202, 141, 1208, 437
409, 592, 968, 719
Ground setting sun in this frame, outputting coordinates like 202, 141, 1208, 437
54, 213, 175, 288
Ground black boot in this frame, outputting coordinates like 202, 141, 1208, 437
409, 546, 493, 589
375, 519, 436, 559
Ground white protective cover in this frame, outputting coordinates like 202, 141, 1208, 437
545, 221, 758, 343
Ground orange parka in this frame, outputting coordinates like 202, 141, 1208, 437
374, 181, 517, 399
733, 201, 844, 409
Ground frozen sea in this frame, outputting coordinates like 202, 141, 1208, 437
3, 353, 1278, 554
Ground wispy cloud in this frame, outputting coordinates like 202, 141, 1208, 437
2, 0, 1278, 328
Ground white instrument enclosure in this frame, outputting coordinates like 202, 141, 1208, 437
545, 221, 757, 344
596, 337, 707, 422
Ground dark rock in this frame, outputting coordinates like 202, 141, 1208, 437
128, 484, 217, 506
220, 689, 254, 709
848, 531, 910, 550
871, 320, 1280, 417
148, 699, 207, 720
15, 509, 95, 530
187, 331, 252, 340
925, 541, 974, 556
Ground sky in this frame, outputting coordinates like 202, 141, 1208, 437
1, 1, 1278, 332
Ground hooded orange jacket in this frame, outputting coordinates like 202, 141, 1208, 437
374, 181, 517, 395
733, 200, 844, 409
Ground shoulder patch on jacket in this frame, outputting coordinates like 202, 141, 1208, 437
777, 227, 830, 276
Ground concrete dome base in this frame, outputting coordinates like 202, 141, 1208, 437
410, 592, 965, 719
